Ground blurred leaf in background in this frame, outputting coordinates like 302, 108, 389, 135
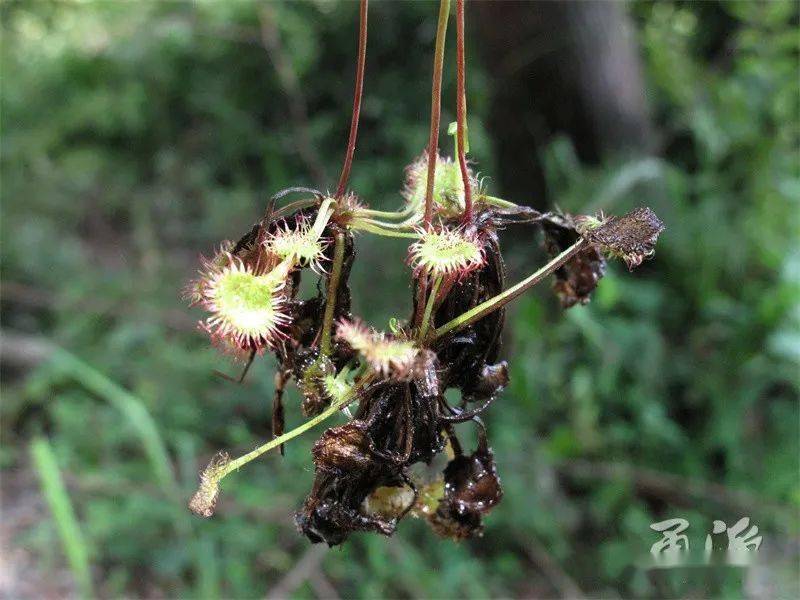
1, 0, 798, 598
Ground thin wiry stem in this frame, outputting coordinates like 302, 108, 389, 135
417, 0, 451, 331
455, 0, 472, 224
335, 0, 369, 198
433, 239, 586, 340
423, 0, 451, 228
351, 215, 418, 230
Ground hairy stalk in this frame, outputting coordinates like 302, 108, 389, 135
320, 231, 346, 355
335, 0, 369, 198
433, 239, 586, 340
423, 0, 451, 228
418, 274, 443, 341
455, 0, 472, 224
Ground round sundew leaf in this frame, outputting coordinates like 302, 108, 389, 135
199, 259, 291, 353
403, 153, 471, 218
409, 227, 485, 278
213, 271, 282, 335
336, 319, 418, 379
265, 221, 328, 273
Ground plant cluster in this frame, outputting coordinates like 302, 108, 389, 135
186, 0, 663, 546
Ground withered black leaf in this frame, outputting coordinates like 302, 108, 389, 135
428, 435, 503, 540
542, 214, 607, 308
466, 361, 509, 402
432, 221, 506, 393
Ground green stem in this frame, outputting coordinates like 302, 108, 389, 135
432, 239, 586, 341
320, 230, 346, 356
423, 0, 451, 228
216, 374, 373, 481
418, 275, 443, 341
480, 194, 518, 209
350, 219, 419, 238
355, 205, 415, 220
219, 398, 346, 480
353, 215, 420, 230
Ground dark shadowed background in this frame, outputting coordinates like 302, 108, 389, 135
1, 1, 798, 598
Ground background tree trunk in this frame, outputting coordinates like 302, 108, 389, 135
475, 0, 653, 209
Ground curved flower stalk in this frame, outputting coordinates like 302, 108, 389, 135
349, 153, 510, 234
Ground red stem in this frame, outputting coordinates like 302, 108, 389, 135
423, 0, 451, 229
455, 0, 472, 224
335, 0, 368, 199
416, 0, 451, 330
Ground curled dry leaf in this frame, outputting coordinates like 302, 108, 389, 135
581, 207, 665, 270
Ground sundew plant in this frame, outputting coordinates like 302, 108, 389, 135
185, 0, 664, 546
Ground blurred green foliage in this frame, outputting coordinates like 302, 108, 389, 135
1, 1, 798, 598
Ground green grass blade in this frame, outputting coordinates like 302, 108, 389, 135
49, 348, 179, 501
30, 437, 95, 600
